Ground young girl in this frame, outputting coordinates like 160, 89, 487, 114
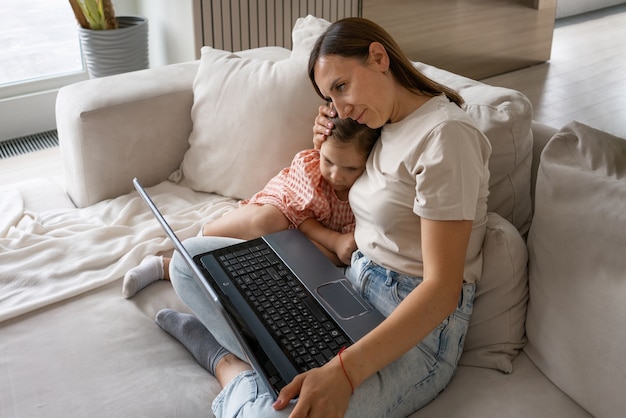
122, 117, 380, 298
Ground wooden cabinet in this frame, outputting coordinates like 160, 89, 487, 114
362, 0, 556, 79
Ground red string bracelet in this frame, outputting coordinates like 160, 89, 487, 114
338, 346, 355, 394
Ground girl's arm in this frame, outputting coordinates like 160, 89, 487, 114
275, 218, 472, 418
298, 218, 356, 265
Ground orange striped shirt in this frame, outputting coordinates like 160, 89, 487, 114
242, 149, 355, 233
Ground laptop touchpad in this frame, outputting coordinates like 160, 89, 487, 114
317, 279, 371, 320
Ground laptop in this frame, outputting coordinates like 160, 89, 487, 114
133, 178, 384, 398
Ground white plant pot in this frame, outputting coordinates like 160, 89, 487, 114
78, 16, 149, 79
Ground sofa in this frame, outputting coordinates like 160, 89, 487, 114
1, 15, 624, 418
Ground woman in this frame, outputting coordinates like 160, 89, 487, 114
162, 17, 491, 418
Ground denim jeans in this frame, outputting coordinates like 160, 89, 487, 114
170, 238, 475, 418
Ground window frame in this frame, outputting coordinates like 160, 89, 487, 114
0, 71, 88, 101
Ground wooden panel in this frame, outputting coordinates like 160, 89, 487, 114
200, 0, 361, 52
362, 0, 556, 79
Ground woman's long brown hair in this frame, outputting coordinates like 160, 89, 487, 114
308, 17, 464, 107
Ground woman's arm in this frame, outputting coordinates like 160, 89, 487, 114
339, 218, 472, 386
298, 218, 356, 266
275, 218, 472, 418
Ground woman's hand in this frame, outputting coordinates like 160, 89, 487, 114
273, 358, 353, 418
313, 104, 337, 149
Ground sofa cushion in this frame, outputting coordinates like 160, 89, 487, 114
526, 121, 626, 418
169, 20, 325, 199
459, 212, 528, 373
413, 63, 533, 235
415, 353, 592, 418
290, 14, 331, 59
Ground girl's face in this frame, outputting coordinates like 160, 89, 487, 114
319, 140, 367, 199
314, 46, 393, 129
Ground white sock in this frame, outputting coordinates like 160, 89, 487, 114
122, 255, 164, 298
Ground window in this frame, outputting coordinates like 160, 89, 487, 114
0, 0, 88, 140
0, 0, 86, 98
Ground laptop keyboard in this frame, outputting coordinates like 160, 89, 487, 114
216, 241, 350, 376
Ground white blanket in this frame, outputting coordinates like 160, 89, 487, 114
0, 181, 238, 322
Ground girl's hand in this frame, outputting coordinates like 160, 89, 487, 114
313, 104, 337, 149
334, 232, 357, 266
273, 358, 353, 418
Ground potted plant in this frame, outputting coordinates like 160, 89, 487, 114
69, 0, 149, 78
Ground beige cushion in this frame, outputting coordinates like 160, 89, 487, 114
169, 19, 325, 199
526, 121, 626, 418
460, 212, 528, 373
413, 63, 533, 235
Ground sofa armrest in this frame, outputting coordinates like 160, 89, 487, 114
56, 61, 199, 207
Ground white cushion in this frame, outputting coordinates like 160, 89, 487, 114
169, 19, 326, 199
169, 47, 322, 198
526, 121, 626, 418
460, 212, 528, 373
290, 14, 331, 59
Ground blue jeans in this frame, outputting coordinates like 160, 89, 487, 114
170, 238, 475, 418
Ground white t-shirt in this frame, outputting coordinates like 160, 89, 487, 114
349, 95, 492, 283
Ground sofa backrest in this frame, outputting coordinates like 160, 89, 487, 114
526, 121, 626, 417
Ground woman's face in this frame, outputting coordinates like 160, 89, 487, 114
314, 51, 391, 129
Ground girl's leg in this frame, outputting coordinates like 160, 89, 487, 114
202, 204, 290, 240
123, 204, 287, 298
122, 255, 165, 298
122, 256, 174, 298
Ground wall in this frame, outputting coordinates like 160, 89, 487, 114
556, 0, 625, 18
136, 0, 199, 67
112, 0, 139, 15
113, 0, 198, 67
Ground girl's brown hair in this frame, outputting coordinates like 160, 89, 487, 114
308, 18, 464, 108
330, 116, 380, 156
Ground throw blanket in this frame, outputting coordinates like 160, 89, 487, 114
0, 181, 238, 322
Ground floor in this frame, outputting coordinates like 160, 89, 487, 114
0, 146, 63, 187
482, 3, 626, 139
1, 4, 625, 188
